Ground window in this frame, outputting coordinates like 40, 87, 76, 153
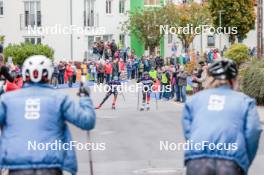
88, 36, 95, 54
24, 1, 41, 27
0, 0, 3, 16
103, 35, 112, 42
119, 34, 125, 46
84, 0, 95, 27
119, 0, 125, 14
106, 0, 112, 14
144, 0, 160, 6
25, 37, 41, 44
207, 35, 215, 47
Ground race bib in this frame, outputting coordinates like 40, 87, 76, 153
208, 95, 225, 111
24, 98, 41, 120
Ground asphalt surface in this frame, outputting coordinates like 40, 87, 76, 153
61, 82, 264, 175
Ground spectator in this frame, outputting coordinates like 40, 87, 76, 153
155, 56, 164, 69
138, 59, 144, 80
160, 67, 171, 100
104, 59, 112, 83
112, 59, 119, 79
58, 61, 65, 84
66, 62, 74, 88
90, 62, 97, 83
72, 62, 77, 83
177, 66, 188, 102
97, 60, 105, 84
126, 58, 133, 80
110, 39, 118, 58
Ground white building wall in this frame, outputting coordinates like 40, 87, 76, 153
0, 0, 130, 62
41, 0, 71, 61
0, 0, 24, 44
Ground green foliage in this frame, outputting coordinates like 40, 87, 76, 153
3, 43, 54, 65
162, 3, 211, 52
0, 35, 4, 44
242, 59, 264, 105
123, 3, 211, 54
122, 8, 166, 54
208, 0, 256, 43
224, 44, 249, 65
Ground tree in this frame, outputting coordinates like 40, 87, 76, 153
122, 8, 166, 54
4, 43, 54, 65
208, 0, 256, 44
161, 3, 211, 53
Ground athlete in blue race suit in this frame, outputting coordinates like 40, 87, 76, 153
182, 59, 262, 175
0, 55, 96, 175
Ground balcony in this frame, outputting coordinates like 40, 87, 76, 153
20, 13, 41, 30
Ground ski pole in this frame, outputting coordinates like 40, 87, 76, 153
87, 131, 94, 175
154, 92, 158, 110
79, 78, 94, 175
120, 92, 126, 102
137, 87, 140, 111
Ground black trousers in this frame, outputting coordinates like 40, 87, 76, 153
98, 73, 104, 83
9, 168, 62, 175
186, 158, 244, 175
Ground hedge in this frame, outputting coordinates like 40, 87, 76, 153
224, 44, 249, 66
242, 59, 264, 105
3, 43, 54, 65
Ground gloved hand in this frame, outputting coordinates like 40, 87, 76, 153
78, 82, 90, 97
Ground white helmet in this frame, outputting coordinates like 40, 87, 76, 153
22, 55, 54, 83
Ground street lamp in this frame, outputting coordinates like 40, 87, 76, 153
257, 0, 264, 58
218, 10, 225, 52
70, 0, 73, 61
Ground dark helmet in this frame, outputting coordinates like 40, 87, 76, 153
208, 59, 238, 80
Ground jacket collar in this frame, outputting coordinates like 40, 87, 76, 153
216, 85, 232, 90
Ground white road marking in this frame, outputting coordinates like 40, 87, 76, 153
133, 168, 185, 174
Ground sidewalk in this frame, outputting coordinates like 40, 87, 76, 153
257, 107, 264, 124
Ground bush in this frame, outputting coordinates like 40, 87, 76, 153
3, 43, 54, 65
224, 44, 249, 65
242, 59, 264, 105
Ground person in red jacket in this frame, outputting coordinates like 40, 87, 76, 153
66, 61, 74, 87
4, 66, 23, 92
104, 59, 112, 83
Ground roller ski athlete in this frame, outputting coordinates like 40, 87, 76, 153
137, 72, 155, 111
0, 55, 96, 175
182, 59, 262, 175
96, 76, 121, 110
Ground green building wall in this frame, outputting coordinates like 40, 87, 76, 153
130, 0, 165, 57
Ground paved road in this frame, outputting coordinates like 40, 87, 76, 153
61, 82, 264, 175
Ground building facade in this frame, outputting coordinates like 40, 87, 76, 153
0, 0, 262, 61
0, 0, 130, 61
